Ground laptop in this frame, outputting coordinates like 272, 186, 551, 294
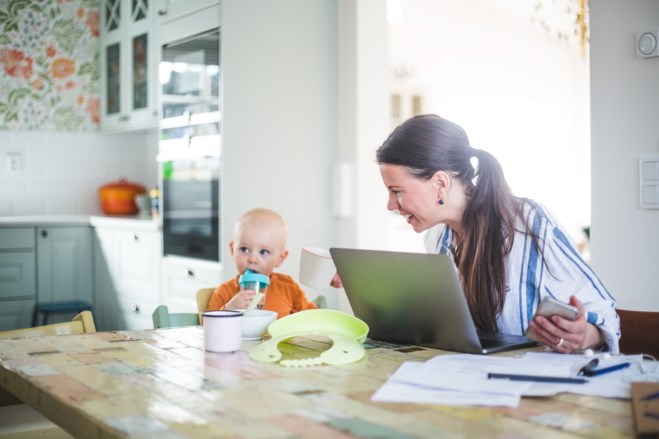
329, 248, 538, 354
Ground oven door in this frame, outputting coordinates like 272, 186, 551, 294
160, 155, 220, 262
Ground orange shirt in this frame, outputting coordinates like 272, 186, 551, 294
206, 273, 317, 319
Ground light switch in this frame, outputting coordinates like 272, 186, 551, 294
640, 156, 659, 209
6, 152, 22, 173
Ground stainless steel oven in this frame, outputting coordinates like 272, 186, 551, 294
158, 28, 221, 262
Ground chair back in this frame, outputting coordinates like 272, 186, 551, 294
152, 305, 199, 329
617, 308, 659, 359
196, 287, 215, 323
0, 311, 96, 339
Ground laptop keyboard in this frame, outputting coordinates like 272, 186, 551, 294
478, 331, 532, 347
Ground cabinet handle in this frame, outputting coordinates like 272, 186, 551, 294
40, 229, 48, 238
133, 234, 139, 242
130, 303, 139, 312
158, 9, 168, 16
184, 269, 194, 277
119, 115, 130, 122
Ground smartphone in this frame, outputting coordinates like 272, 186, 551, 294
525, 297, 579, 341
534, 297, 579, 320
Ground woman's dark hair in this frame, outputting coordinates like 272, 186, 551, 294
376, 114, 521, 332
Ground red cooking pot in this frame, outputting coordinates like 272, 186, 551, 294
98, 179, 147, 215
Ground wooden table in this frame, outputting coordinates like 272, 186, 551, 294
0, 327, 634, 438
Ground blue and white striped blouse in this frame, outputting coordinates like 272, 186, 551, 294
424, 200, 620, 353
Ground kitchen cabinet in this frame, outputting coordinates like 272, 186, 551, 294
100, 0, 158, 131
0, 228, 36, 330
156, 0, 219, 43
161, 256, 221, 313
0, 225, 93, 330
93, 223, 161, 330
36, 227, 93, 310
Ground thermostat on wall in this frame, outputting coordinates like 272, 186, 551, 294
636, 30, 659, 58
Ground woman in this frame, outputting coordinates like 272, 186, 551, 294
371, 114, 618, 354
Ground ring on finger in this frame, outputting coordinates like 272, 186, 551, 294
556, 338, 564, 348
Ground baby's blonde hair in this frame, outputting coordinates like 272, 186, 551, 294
234, 208, 288, 246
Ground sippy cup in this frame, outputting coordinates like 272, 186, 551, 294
238, 269, 270, 310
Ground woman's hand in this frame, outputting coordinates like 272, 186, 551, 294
224, 289, 262, 310
330, 273, 343, 288
527, 295, 605, 353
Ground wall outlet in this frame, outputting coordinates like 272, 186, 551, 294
7, 152, 22, 173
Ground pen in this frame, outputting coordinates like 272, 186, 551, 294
578, 358, 599, 376
582, 362, 631, 377
487, 373, 588, 384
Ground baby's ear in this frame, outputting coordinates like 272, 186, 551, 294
229, 240, 235, 256
275, 249, 289, 267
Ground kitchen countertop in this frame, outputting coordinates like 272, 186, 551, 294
0, 215, 160, 231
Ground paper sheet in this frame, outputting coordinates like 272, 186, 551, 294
371, 352, 659, 407
371, 362, 521, 407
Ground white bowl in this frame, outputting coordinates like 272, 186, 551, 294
241, 310, 277, 340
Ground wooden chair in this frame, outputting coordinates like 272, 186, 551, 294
0, 311, 96, 438
196, 287, 215, 323
617, 309, 659, 359
0, 310, 96, 339
152, 305, 199, 329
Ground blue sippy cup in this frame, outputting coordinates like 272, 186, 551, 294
238, 269, 270, 309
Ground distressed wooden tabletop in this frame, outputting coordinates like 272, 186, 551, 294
0, 327, 633, 438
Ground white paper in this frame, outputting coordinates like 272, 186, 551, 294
371, 362, 521, 407
370, 352, 658, 408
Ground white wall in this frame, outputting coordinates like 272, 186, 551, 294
387, 0, 592, 253
0, 130, 157, 215
589, 1, 659, 311
221, 0, 341, 306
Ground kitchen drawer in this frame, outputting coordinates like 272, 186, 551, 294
116, 296, 159, 331
0, 299, 36, 331
115, 229, 161, 301
0, 228, 35, 250
162, 257, 221, 312
0, 251, 36, 300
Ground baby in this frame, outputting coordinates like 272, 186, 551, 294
206, 208, 317, 318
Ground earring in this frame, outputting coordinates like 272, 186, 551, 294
438, 198, 444, 205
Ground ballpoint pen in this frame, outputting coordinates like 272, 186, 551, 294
583, 362, 631, 377
487, 373, 588, 384
578, 358, 599, 376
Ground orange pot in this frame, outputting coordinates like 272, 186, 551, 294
98, 179, 147, 215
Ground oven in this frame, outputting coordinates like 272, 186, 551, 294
160, 155, 220, 261
158, 28, 221, 262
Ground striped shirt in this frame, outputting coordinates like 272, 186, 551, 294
424, 200, 620, 353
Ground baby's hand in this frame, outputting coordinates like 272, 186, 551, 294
225, 289, 258, 310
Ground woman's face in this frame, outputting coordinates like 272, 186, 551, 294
380, 164, 441, 233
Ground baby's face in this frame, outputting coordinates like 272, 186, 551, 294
231, 222, 287, 277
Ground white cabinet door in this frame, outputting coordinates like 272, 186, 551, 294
100, 0, 158, 131
157, 0, 219, 44
93, 225, 162, 330
161, 256, 221, 313
36, 227, 93, 308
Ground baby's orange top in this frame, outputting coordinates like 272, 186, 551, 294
207, 273, 317, 319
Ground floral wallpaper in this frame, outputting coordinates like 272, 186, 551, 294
0, 0, 99, 131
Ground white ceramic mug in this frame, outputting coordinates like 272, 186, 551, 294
299, 247, 336, 289
202, 310, 243, 352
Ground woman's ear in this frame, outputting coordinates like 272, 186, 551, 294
432, 171, 450, 194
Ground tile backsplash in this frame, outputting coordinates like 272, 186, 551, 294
0, 129, 157, 216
